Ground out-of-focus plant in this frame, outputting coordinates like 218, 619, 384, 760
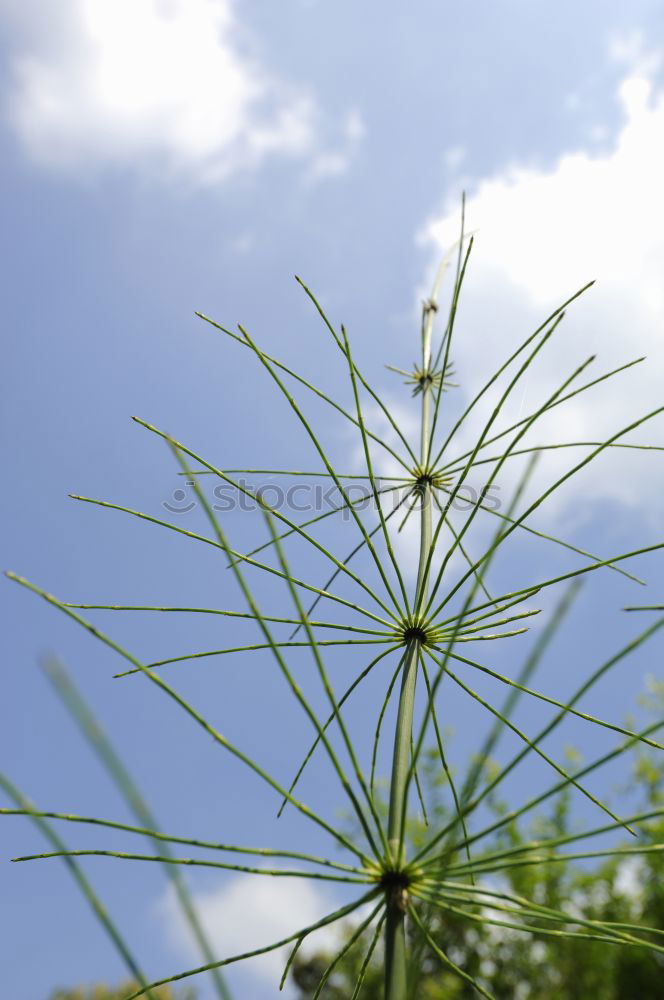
5, 202, 664, 999
49, 983, 196, 1000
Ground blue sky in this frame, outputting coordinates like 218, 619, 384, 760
3, 3, 664, 998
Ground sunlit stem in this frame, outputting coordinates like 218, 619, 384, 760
384, 294, 435, 1000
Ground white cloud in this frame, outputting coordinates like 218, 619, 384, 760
157, 873, 353, 995
304, 108, 365, 183
0, 0, 339, 183
443, 145, 466, 172
421, 49, 664, 525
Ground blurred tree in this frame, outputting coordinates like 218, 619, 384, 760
292, 684, 664, 999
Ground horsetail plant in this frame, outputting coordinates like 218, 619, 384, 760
5, 207, 664, 999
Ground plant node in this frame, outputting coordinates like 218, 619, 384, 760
386, 361, 457, 396
403, 624, 428, 644
409, 464, 453, 496
380, 868, 412, 911
396, 614, 440, 648
380, 868, 411, 890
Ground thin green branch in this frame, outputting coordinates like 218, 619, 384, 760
342, 324, 412, 615
237, 325, 406, 619
264, 509, 388, 857
63, 604, 388, 635
350, 909, 387, 1000
233, 482, 405, 569
429, 281, 596, 469
409, 903, 497, 1000
439, 645, 664, 750
437, 355, 644, 473
444, 440, 664, 475
171, 446, 383, 860
437, 497, 496, 605
278, 644, 401, 818
412, 888, 662, 955
180, 469, 408, 478
417, 314, 568, 620
197, 309, 413, 473
114, 638, 391, 679
312, 901, 385, 999
453, 582, 581, 832
446, 843, 664, 879
434, 807, 664, 876
123, 889, 380, 1000
426, 649, 636, 836
419, 652, 473, 880
14, 849, 372, 884
132, 415, 404, 619
289, 487, 415, 640
295, 275, 419, 467
0, 773, 156, 998
403, 456, 541, 861
428, 236, 473, 456
41, 657, 232, 1000
370, 651, 408, 799
431, 616, 664, 858
430, 540, 664, 626
71, 490, 395, 630
424, 349, 594, 618
437, 483, 644, 587
6, 571, 367, 863
0, 808, 364, 873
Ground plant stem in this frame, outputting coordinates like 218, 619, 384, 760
384, 634, 418, 998
384, 301, 435, 999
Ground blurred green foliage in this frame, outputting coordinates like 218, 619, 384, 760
49, 984, 195, 1000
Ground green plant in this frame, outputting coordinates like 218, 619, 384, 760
5, 207, 664, 999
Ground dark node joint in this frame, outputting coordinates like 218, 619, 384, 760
381, 870, 411, 911
403, 625, 428, 644
380, 869, 411, 891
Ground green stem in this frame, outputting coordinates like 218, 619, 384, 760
384, 637, 419, 999
384, 297, 435, 999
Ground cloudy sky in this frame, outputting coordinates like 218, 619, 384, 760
3, 3, 664, 999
